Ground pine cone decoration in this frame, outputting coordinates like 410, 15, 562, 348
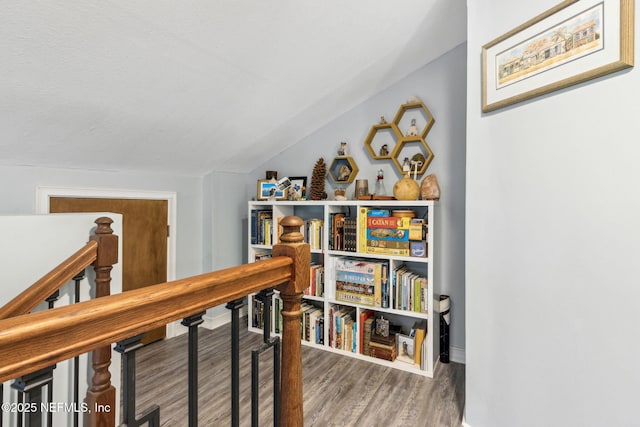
310, 158, 327, 200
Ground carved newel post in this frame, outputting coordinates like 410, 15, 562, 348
86, 217, 118, 427
273, 216, 310, 427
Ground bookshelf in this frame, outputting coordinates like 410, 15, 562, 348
247, 200, 439, 377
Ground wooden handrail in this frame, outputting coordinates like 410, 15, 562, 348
0, 240, 98, 320
0, 256, 293, 384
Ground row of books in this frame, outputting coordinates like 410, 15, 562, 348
328, 305, 357, 352
328, 213, 358, 252
250, 209, 324, 249
251, 294, 282, 333
303, 264, 324, 297
392, 265, 428, 313
301, 302, 324, 344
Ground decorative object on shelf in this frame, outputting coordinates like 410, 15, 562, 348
407, 118, 419, 136
328, 156, 359, 184
402, 157, 411, 173
376, 315, 390, 337
355, 179, 369, 199
364, 116, 401, 160
338, 141, 348, 156
257, 179, 287, 201
310, 158, 327, 200
482, 0, 634, 113
374, 169, 387, 196
393, 174, 420, 201
265, 170, 278, 180
288, 176, 307, 200
334, 188, 347, 201
391, 136, 434, 177
420, 174, 440, 200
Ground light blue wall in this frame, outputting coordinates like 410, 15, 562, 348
467, 1, 640, 426
247, 43, 468, 354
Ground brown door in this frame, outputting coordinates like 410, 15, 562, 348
50, 197, 168, 345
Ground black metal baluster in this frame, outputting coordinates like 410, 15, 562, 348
43, 291, 60, 427
225, 298, 244, 427
71, 270, 84, 427
12, 366, 55, 427
250, 289, 281, 427
115, 335, 160, 427
181, 312, 205, 427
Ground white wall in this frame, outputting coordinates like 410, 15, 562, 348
0, 213, 122, 426
466, 1, 640, 426
248, 43, 468, 358
0, 165, 203, 281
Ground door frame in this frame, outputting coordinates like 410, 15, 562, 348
36, 186, 177, 285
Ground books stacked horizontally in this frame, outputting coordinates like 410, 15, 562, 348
358, 208, 428, 258
334, 257, 389, 308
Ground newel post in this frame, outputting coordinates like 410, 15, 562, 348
86, 217, 118, 427
273, 216, 310, 427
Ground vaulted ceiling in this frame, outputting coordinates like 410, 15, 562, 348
1, 0, 466, 175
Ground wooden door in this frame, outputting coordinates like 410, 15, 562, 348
50, 197, 168, 345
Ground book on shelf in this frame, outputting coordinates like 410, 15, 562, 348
329, 212, 346, 251
359, 310, 374, 355
250, 209, 273, 245
329, 305, 355, 351
343, 216, 358, 252
305, 264, 324, 297
391, 265, 428, 313
362, 316, 375, 356
412, 319, 427, 366
305, 218, 323, 250
254, 250, 272, 261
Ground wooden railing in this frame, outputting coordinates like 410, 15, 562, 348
0, 215, 309, 426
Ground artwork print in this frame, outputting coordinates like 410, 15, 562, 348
496, 3, 603, 89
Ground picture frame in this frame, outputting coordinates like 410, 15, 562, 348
482, 0, 634, 113
288, 176, 307, 200
257, 179, 287, 201
396, 333, 415, 364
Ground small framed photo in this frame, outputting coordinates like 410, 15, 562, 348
396, 333, 415, 364
288, 176, 307, 200
257, 179, 287, 201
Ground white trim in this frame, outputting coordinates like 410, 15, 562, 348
202, 306, 248, 330
35, 185, 177, 285
450, 345, 466, 364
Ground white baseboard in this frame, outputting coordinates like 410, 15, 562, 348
165, 305, 248, 338
450, 345, 466, 364
202, 305, 248, 330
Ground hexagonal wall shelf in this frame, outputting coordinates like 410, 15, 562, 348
364, 120, 402, 160
393, 100, 435, 139
328, 156, 359, 184
391, 136, 434, 176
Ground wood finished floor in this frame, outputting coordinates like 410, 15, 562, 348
133, 318, 465, 426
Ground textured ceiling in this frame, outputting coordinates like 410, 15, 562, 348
0, 0, 466, 175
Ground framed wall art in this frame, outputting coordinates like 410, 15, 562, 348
256, 179, 287, 201
482, 0, 634, 113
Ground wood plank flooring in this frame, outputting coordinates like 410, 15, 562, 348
132, 318, 465, 426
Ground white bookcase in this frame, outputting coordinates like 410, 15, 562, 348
247, 200, 439, 377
